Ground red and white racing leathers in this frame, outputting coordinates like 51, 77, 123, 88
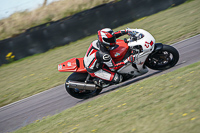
83, 30, 128, 83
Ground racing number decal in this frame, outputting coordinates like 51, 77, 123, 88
145, 41, 153, 48
145, 42, 149, 48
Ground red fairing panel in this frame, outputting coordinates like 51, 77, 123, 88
76, 58, 87, 73
110, 39, 129, 62
58, 58, 87, 73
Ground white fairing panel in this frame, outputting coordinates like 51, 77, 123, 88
117, 29, 155, 76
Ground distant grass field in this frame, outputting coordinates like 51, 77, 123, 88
0, 0, 200, 107
13, 61, 200, 133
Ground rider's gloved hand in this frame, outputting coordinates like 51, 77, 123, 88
125, 29, 137, 41
124, 55, 135, 64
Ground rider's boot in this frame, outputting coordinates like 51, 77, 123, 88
93, 78, 104, 87
93, 78, 110, 88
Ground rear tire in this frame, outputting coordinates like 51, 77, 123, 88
66, 72, 102, 99
145, 44, 179, 70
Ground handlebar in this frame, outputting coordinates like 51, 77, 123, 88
126, 30, 144, 42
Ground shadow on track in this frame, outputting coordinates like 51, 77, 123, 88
77, 70, 163, 103
76, 61, 186, 103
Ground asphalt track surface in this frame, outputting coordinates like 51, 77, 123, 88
0, 34, 200, 133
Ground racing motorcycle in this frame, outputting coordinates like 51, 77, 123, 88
58, 28, 179, 99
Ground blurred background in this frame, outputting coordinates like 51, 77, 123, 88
0, 0, 58, 20
0, 0, 200, 132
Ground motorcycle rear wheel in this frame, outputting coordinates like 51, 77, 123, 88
66, 72, 102, 99
145, 44, 179, 70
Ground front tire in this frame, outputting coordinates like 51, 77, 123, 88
66, 72, 102, 99
145, 44, 179, 70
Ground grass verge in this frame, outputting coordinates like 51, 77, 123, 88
13, 61, 200, 133
0, 0, 200, 107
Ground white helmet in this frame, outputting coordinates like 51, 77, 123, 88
98, 28, 116, 47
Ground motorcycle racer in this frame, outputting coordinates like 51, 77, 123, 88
84, 28, 135, 86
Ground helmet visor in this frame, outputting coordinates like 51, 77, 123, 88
103, 36, 116, 43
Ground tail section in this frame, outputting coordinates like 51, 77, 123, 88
58, 58, 87, 73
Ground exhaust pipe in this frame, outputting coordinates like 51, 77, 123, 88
66, 80, 101, 90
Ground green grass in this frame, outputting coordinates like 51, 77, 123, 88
13, 61, 200, 133
0, 0, 200, 107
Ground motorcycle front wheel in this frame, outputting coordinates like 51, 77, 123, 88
145, 44, 179, 70
65, 72, 102, 99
